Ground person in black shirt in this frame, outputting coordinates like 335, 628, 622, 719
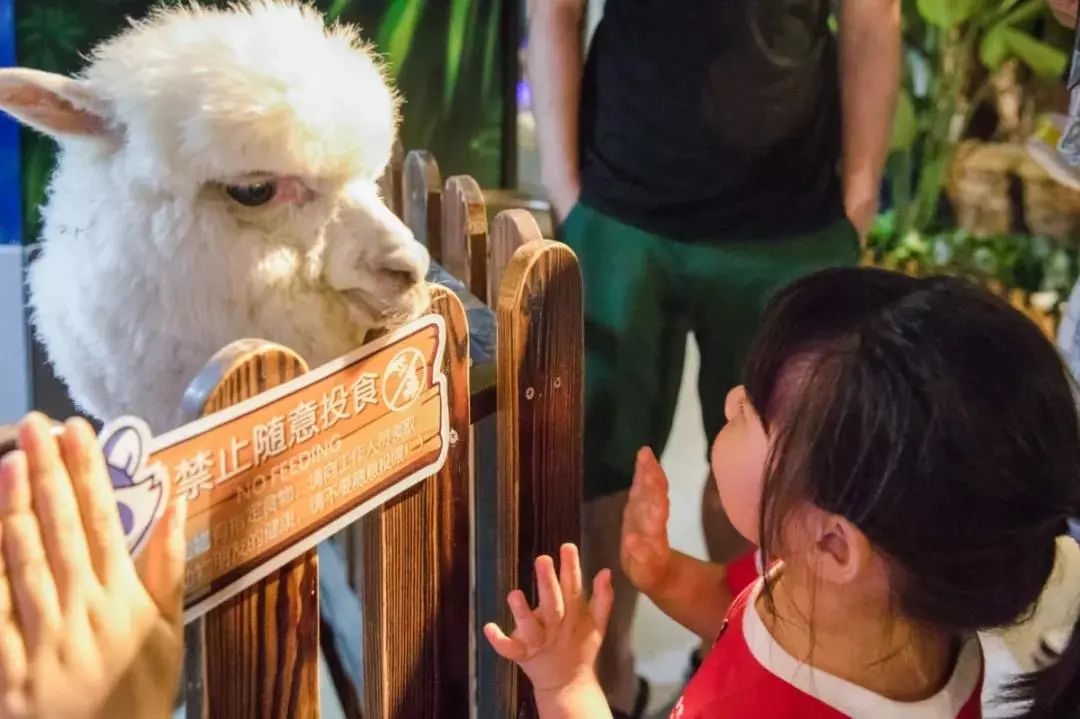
527, 0, 900, 715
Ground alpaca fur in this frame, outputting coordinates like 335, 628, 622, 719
0, 1, 431, 432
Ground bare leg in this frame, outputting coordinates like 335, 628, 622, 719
699, 473, 751, 655
581, 490, 640, 714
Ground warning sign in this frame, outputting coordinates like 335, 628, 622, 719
99, 314, 449, 620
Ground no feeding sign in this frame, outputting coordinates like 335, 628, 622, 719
101, 315, 450, 621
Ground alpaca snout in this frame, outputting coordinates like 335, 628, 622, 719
377, 240, 430, 290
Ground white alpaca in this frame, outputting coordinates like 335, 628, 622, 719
0, 1, 430, 433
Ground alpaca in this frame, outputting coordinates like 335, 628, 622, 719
0, 0, 430, 433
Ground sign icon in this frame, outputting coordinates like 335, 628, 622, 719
98, 417, 169, 557
382, 347, 426, 412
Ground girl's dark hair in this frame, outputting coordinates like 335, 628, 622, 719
743, 267, 1080, 718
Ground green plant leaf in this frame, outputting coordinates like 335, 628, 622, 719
325, 0, 351, 22
480, 2, 500, 104
996, 0, 1049, 27
916, 0, 982, 28
1001, 27, 1068, 78
444, 0, 474, 110
376, 0, 427, 79
979, 25, 1008, 70
890, 89, 918, 152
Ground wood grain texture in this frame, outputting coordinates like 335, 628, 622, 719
441, 175, 489, 304
403, 150, 443, 264
378, 138, 406, 220
360, 285, 471, 718
494, 241, 584, 717
488, 210, 542, 312
180, 341, 321, 719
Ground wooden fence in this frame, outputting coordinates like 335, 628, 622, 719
0, 144, 583, 719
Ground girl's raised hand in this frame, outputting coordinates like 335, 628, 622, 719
620, 447, 673, 594
0, 413, 186, 719
484, 544, 613, 697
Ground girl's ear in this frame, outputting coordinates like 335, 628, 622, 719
0, 68, 113, 142
813, 513, 872, 586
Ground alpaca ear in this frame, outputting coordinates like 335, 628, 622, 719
0, 68, 112, 142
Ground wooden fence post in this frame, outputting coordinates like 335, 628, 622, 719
403, 151, 443, 264
181, 342, 320, 718
360, 285, 472, 718
378, 138, 406, 219
442, 176, 489, 304
492, 241, 584, 716
488, 210, 542, 309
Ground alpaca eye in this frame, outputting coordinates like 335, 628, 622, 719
225, 181, 277, 207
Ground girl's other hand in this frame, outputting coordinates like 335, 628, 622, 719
483, 544, 613, 696
620, 447, 673, 594
0, 413, 185, 719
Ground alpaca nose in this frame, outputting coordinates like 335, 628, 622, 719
379, 242, 429, 288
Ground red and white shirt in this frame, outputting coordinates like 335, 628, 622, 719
723, 547, 764, 598
671, 577, 985, 718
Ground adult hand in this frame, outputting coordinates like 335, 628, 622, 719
845, 193, 877, 247
1050, 0, 1078, 28
0, 413, 185, 719
620, 447, 673, 595
549, 181, 581, 226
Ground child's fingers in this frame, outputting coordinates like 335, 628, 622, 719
507, 590, 544, 650
0, 451, 61, 652
135, 496, 186, 625
60, 418, 132, 586
638, 447, 670, 495
19, 415, 95, 605
534, 555, 564, 628
646, 490, 670, 534
589, 569, 614, 635
558, 544, 583, 609
483, 622, 528, 663
630, 448, 651, 498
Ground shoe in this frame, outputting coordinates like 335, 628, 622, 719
611, 676, 650, 719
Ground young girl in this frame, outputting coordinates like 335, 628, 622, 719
485, 267, 1080, 718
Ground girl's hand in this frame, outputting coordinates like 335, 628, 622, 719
0, 413, 186, 719
484, 544, 613, 695
620, 447, 673, 594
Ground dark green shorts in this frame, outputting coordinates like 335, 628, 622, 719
558, 202, 860, 500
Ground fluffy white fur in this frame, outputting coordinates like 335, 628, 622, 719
0, 1, 430, 432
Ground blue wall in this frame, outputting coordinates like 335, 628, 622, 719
0, 0, 21, 246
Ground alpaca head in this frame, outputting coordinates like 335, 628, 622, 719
0, 0, 430, 347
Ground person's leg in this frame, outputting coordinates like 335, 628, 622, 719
690, 216, 862, 605
581, 490, 638, 708
558, 203, 688, 715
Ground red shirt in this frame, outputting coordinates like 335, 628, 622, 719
671, 579, 985, 718
723, 548, 762, 598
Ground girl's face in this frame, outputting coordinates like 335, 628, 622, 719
710, 385, 770, 545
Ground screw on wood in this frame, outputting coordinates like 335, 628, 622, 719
449, 429, 459, 445
525, 387, 535, 400
553, 377, 562, 389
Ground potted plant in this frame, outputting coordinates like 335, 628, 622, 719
867, 0, 1077, 335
